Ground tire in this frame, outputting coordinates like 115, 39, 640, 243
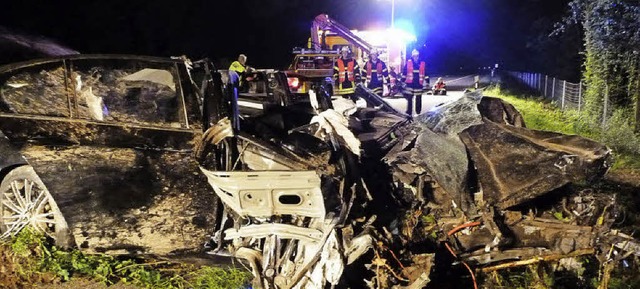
0, 165, 71, 246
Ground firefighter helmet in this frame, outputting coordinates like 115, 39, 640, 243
411, 49, 419, 56
370, 48, 379, 56
340, 46, 350, 53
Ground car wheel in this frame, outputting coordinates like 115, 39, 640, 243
0, 165, 70, 244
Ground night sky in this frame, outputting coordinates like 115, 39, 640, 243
2, 0, 573, 75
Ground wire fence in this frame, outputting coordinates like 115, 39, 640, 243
506, 71, 585, 111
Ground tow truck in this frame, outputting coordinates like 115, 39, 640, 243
285, 14, 414, 97
285, 48, 338, 96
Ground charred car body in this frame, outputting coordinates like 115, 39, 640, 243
1, 54, 638, 288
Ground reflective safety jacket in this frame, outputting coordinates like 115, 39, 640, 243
363, 59, 389, 88
402, 59, 427, 88
229, 61, 246, 74
333, 57, 361, 95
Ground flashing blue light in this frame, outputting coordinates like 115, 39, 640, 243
393, 18, 414, 34
385, 19, 417, 44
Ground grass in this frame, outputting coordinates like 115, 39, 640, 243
0, 228, 251, 289
483, 84, 640, 170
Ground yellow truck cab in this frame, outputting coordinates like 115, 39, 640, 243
285, 48, 339, 95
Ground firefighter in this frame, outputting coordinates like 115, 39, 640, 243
333, 46, 361, 102
363, 48, 390, 97
433, 77, 446, 95
401, 49, 429, 115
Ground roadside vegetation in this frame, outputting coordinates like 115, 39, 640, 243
0, 228, 251, 289
484, 83, 640, 171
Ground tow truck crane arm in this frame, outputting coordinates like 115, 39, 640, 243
310, 14, 373, 53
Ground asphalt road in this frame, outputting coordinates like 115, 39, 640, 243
381, 74, 482, 116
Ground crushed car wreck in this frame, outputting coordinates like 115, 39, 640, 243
1, 54, 639, 288
199, 77, 631, 288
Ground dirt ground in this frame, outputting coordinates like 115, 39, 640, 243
604, 169, 640, 188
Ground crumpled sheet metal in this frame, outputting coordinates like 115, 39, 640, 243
311, 109, 361, 156
384, 92, 484, 206
476, 96, 526, 127
460, 120, 612, 209
384, 126, 471, 206
417, 90, 484, 135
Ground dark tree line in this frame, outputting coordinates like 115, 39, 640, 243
557, 0, 640, 131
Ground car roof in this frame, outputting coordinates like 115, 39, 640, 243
0, 54, 186, 74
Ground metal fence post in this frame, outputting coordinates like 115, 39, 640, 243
544, 75, 548, 98
561, 80, 566, 110
529, 73, 533, 88
529, 73, 536, 89
578, 82, 582, 112
538, 73, 542, 94
551, 78, 556, 101
530, 73, 533, 88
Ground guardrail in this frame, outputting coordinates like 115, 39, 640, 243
506, 71, 584, 111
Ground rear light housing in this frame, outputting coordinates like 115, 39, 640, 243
287, 77, 300, 91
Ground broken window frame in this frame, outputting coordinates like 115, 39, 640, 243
0, 55, 196, 129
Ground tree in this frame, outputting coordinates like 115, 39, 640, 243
564, 0, 640, 130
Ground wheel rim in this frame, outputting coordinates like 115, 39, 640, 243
1, 176, 59, 239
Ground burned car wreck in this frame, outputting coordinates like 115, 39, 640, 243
199, 78, 635, 288
1, 54, 638, 288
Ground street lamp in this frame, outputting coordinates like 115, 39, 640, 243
378, 0, 396, 29
391, 0, 395, 28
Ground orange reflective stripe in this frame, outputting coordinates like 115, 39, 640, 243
338, 59, 346, 83
406, 60, 426, 85
338, 59, 355, 83
368, 61, 384, 82
406, 60, 414, 84
419, 62, 426, 85
347, 61, 355, 81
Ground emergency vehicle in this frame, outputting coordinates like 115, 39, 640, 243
285, 14, 415, 96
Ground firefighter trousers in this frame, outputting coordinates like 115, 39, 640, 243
403, 88, 424, 115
